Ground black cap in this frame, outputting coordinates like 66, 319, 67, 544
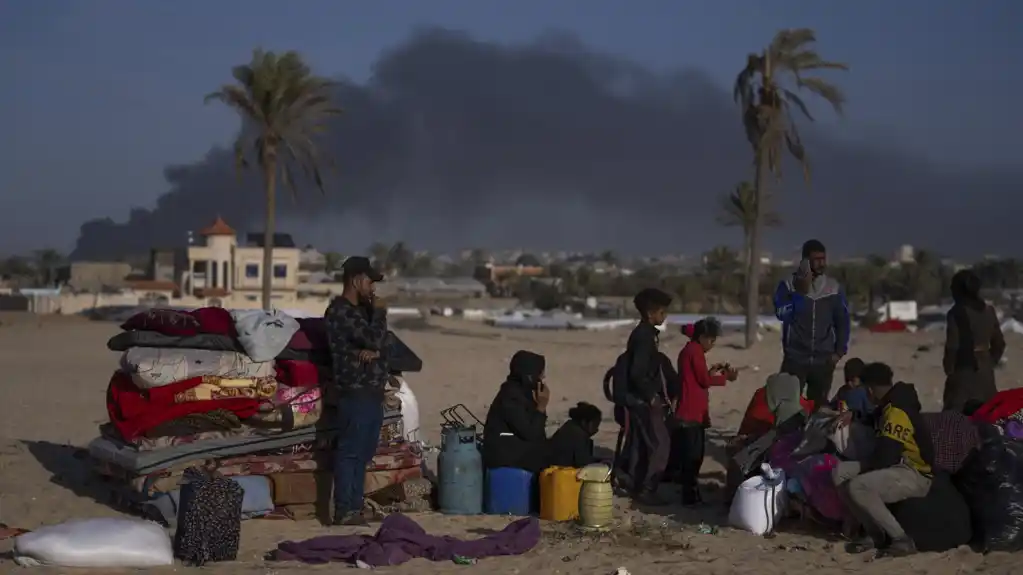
341, 256, 384, 282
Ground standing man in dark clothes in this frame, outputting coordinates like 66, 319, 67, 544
325, 256, 388, 526
623, 288, 673, 505
482, 350, 551, 473
773, 239, 851, 409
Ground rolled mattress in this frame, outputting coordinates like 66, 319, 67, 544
89, 426, 338, 475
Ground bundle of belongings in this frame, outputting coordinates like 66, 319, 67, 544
729, 374, 985, 553
90, 307, 428, 526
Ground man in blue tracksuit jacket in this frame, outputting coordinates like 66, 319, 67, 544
773, 239, 851, 409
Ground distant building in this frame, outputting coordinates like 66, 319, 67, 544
178, 216, 300, 302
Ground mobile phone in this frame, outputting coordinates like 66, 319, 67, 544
797, 258, 811, 276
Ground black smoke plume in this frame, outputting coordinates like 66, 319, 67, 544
71, 28, 1018, 260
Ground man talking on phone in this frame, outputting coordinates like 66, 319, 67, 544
773, 239, 851, 409
325, 256, 388, 526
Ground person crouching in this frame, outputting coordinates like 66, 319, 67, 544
548, 402, 603, 468
832, 362, 934, 557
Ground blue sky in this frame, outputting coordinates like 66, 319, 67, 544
2, 0, 1020, 253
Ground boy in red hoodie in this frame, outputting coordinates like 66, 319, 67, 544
675, 318, 737, 505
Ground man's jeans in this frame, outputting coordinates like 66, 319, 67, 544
832, 461, 931, 541
333, 395, 384, 517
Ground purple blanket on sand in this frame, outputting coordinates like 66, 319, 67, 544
272, 513, 541, 566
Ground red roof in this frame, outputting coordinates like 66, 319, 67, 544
199, 216, 236, 237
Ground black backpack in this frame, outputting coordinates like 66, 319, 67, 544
603, 352, 632, 406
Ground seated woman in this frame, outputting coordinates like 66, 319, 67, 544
482, 350, 550, 474
724, 372, 814, 504
548, 402, 602, 468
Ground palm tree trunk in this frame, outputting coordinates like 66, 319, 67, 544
744, 159, 766, 348
261, 160, 277, 311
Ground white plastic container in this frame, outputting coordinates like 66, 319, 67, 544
728, 466, 788, 536
395, 376, 420, 443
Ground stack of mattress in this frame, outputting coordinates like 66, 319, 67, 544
91, 306, 425, 524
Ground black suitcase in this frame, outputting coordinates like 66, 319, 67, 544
173, 467, 243, 565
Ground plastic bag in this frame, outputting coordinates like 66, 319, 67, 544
956, 425, 1023, 552
395, 376, 420, 443
729, 466, 788, 536
14, 518, 173, 568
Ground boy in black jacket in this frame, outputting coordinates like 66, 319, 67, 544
622, 288, 673, 505
831, 362, 934, 557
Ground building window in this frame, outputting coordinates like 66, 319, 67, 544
245, 264, 259, 278
222, 261, 229, 289
273, 264, 288, 279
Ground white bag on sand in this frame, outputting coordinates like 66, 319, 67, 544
14, 518, 173, 568
729, 467, 788, 536
395, 376, 420, 443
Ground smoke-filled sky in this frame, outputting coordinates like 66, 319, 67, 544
2, 0, 1021, 260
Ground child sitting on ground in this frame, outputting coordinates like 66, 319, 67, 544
675, 317, 738, 506
831, 358, 872, 417
548, 402, 603, 468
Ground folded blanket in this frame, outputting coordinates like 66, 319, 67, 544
275, 360, 327, 388
121, 347, 275, 389
120, 307, 236, 337
172, 377, 277, 403
106, 372, 260, 441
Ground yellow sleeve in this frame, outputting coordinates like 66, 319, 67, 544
879, 405, 914, 443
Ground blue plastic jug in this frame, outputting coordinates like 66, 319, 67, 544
485, 467, 536, 515
438, 425, 483, 515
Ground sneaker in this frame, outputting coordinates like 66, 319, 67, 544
844, 536, 876, 554
332, 511, 369, 527
878, 537, 917, 558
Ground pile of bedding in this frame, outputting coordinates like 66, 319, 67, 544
91, 307, 427, 524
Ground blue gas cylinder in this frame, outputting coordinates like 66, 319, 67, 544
438, 425, 483, 515
485, 467, 536, 515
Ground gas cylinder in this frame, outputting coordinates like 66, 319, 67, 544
437, 425, 483, 515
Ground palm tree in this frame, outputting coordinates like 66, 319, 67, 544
323, 251, 344, 273
32, 249, 64, 287
205, 49, 341, 310
716, 181, 782, 265
733, 28, 849, 348
702, 246, 742, 312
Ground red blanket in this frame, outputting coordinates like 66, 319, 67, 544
120, 307, 236, 337
971, 387, 1023, 424
105, 372, 260, 441
275, 360, 327, 387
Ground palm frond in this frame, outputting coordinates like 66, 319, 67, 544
795, 77, 846, 115
769, 28, 817, 56
206, 47, 341, 199
782, 89, 814, 122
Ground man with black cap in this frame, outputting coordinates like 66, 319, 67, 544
772, 239, 851, 409
325, 256, 388, 526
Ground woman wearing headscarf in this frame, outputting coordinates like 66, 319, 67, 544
724, 372, 813, 505
943, 270, 1006, 412
482, 350, 551, 473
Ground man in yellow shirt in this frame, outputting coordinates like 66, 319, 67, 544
831, 362, 935, 557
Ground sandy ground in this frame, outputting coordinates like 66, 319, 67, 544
0, 312, 1020, 574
